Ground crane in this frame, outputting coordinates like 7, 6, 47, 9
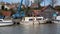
12, 0, 25, 19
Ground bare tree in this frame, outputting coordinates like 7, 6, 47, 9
34, 0, 44, 8
25, 0, 30, 7
50, 0, 57, 7
25, 0, 30, 16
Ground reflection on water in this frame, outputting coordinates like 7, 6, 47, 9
0, 24, 60, 34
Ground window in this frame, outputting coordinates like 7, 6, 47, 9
36, 18, 42, 20
0, 20, 2, 21
29, 19, 34, 21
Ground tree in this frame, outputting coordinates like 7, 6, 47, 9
25, 0, 30, 16
34, 0, 43, 8
50, 0, 57, 7
25, 0, 30, 7
38, 0, 42, 8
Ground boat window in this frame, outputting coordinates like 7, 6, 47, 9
36, 18, 42, 20
29, 19, 34, 21
0, 20, 2, 21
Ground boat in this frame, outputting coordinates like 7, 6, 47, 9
20, 17, 47, 25
0, 19, 13, 26
52, 16, 60, 24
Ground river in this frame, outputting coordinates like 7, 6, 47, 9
0, 24, 60, 34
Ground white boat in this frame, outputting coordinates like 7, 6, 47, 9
52, 16, 60, 24
0, 19, 13, 26
20, 17, 47, 25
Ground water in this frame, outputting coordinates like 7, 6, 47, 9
0, 24, 60, 34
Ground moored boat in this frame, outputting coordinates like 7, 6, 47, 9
52, 16, 60, 24
0, 19, 13, 26
20, 17, 47, 25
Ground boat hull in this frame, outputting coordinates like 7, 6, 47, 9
20, 20, 46, 25
38, 20, 46, 24
20, 21, 33, 25
0, 22, 13, 26
0, 19, 14, 26
52, 21, 60, 24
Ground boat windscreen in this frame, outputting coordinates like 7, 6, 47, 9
36, 18, 42, 20
29, 19, 34, 21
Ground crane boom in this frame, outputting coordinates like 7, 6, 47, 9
18, 0, 23, 13
12, 0, 24, 19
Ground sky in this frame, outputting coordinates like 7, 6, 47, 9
40, 0, 60, 6
40, 0, 51, 6
55, 0, 60, 6
0, 0, 60, 6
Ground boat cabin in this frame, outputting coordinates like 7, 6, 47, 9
24, 17, 44, 21
56, 16, 60, 20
